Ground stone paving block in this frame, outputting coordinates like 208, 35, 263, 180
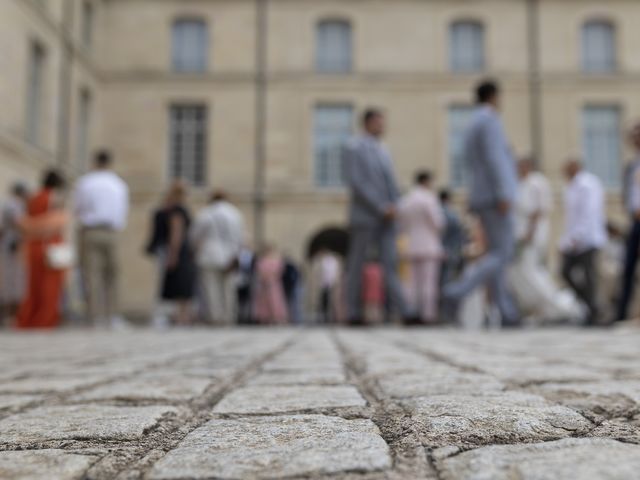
213, 385, 366, 414
0, 450, 97, 480
436, 438, 640, 480
249, 369, 346, 386
477, 364, 610, 385
0, 405, 177, 443
71, 374, 213, 402
536, 380, 640, 416
149, 415, 391, 479
376, 372, 505, 398
404, 392, 592, 447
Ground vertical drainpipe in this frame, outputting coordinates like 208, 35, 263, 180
57, 0, 74, 168
253, 0, 268, 246
526, 0, 543, 167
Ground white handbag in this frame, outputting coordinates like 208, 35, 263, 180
46, 243, 75, 270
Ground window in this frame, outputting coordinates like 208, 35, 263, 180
316, 20, 352, 73
26, 41, 46, 146
169, 105, 208, 186
582, 106, 621, 188
172, 19, 208, 73
448, 105, 475, 188
314, 105, 353, 188
82, 1, 94, 48
582, 21, 616, 73
449, 21, 485, 73
76, 89, 91, 170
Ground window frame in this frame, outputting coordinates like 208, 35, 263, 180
171, 18, 209, 73
312, 103, 354, 189
447, 104, 475, 190
581, 104, 622, 190
168, 103, 209, 187
581, 19, 617, 74
315, 19, 353, 74
449, 20, 486, 73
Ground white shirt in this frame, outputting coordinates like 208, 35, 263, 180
191, 201, 245, 269
74, 170, 129, 231
319, 253, 340, 288
560, 170, 607, 253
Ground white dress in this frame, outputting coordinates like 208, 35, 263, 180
508, 173, 584, 322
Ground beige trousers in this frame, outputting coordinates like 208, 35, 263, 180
81, 228, 119, 325
200, 267, 236, 325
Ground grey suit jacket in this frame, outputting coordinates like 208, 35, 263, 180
343, 134, 400, 228
464, 106, 518, 211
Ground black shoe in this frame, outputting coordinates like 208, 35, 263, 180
348, 317, 366, 327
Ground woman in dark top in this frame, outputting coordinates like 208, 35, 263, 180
162, 181, 196, 326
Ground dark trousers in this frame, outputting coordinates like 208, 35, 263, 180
562, 248, 598, 324
617, 220, 640, 321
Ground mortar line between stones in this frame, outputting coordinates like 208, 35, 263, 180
331, 330, 439, 479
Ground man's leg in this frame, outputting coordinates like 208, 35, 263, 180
405, 260, 419, 317
379, 226, 409, 318
346, 228, 372, 322
617, 221, 640, 321
443, 208, 509, 302
83, 230, 102, 325
482, 210, 519, 325
103, 231, 119, 322
223, 272, 237, 326
581, 249, 599, 324
423, 259, 440, 322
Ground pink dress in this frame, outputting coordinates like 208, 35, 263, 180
253, 253, 289, 324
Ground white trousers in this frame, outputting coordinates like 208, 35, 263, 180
200, 268, 237, 325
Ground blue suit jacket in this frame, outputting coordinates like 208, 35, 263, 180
464, 106, 518, 211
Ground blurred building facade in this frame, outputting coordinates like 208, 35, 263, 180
1, 0, 639, 312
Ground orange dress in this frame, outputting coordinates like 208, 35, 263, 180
16, 189, 65, 329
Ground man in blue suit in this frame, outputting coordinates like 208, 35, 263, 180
442, 80, 520, 326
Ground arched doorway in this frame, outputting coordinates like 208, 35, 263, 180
306, 226, 349, 260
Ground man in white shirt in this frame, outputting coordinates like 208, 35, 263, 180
74, 150, 129, 328
191, 190, 245, 325
559, 158, 607, 326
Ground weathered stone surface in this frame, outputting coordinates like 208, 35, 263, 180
71, 374, 213, 402
437, 438, 640, 480
0, 394, 40, 411
377, 372, 504, 398
533, 381, 640, 417
249, 369, 346, 386
149, 415, 391, 479
0, 375, 110, 394
0, 450, 97, 480
213, 385, 366, 414
0, 405, 177, 443
405, 392, 592, 447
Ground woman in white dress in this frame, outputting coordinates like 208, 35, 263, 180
508, 159, 584, 322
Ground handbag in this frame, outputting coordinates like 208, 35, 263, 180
46, 243, 75, 270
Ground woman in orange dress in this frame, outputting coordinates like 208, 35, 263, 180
16, 170, 68, 330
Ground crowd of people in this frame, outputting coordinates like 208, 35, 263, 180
1, 79, 640, 329
339, 80, 640, 328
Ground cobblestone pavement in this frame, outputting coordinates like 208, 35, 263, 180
1, 328, 640, 479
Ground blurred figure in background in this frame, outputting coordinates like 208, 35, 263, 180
162, 181, 196, 326
560, 158, 607, 326
616, 123, 640, 322
442, 80, 520, 327
343, 109, 409, 325
398, 170, 444, 324
439, 189, 466, 289
16, 170, 69, 329
236, 245, 256, 324
282, 256, 303, 325
0, 182, 29, 324
74, 150, 129, 328
312, 248, 341, 324
253, 245, 288, 324
144, 191, 172, 328
191, 190, 245, 326
509, 158, 583, 322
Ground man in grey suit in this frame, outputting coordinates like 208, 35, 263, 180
442, 81, 520, 326
343, 109, 409, 325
